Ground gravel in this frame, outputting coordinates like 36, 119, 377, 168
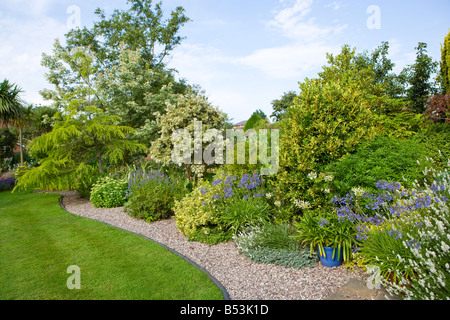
60, 191, 368, 300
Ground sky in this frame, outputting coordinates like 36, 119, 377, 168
0, 0, 449, 124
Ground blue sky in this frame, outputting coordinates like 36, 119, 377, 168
1, 0, 449, 124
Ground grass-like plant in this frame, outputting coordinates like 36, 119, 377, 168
293, 209, 359, 263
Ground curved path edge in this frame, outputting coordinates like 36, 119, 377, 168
58, 196, 231, 301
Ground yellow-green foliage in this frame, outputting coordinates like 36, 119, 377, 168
441, 29, 450, 93
278, 75, 377, 206
174, 181, 219, 237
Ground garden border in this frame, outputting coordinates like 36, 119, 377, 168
58, 196, 231, 301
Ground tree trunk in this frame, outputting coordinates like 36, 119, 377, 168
185, 164, 191, 181
98, 156, 103, 174
19, 127, 23, 166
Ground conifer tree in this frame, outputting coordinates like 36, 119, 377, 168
440, 30, 450, 94
14, 49, 145, 191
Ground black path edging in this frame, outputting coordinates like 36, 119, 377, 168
58, 196, 231, 301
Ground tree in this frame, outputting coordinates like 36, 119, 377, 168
66, 0, 190, 69
243, 113, 262, 132
9, 104, 34, 166
270, 91, 297, 122
0, 80, 31, 166
95, 46, 187, 143
353, 41, 408, 114
251, 109, 267, 120
14, 49, 145, 191
30, 105, 61, 136
149, 89, 226, 181
0, 79, 24, 124
404, 42, 439, 114
439, 30, 450, 94
41, 1, 191, 145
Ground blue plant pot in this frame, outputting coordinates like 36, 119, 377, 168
318, 245, 343, 268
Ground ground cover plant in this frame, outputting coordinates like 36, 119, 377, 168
234, 222, 318, 269
0, 191, 224, 300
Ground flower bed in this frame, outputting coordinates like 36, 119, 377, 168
0, 177, 16, 191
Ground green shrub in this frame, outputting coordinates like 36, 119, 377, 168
358, 221, 416, 285
325, 135, 435, 195
277, 75, 377, 209
90, 176, 127, 208
372, 112, 425, 139
412, 123, 450, 164
243, 113, 262, 132
174, 171, 274, 244
124, 169, 185, 222
242, 247, 317, 269
74, 164, 104, 198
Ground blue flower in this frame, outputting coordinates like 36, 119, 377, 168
387, 230, 403, 239
406, 239, 421, 249
212, 179, 222, 186
318, 218, 329, 228
376, 180, 401, 191
224, 187, 234, 198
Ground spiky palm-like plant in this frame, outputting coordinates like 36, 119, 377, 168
0, 79, 25, 123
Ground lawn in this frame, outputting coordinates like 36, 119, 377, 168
0, 190, 225, 300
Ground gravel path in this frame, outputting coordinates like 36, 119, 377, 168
60, 191, 368, 300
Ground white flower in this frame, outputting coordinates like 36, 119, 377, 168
323, 188, 330, 194
324, 174, 334, 182
441, 241, 449, 252
293, 199, 311, 209
436, 220, 446, 234
351, 186, 365, 197
265, 192, 273, 199
307, 171, 318, 180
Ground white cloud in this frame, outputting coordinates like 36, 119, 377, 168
268, 0, 347, 43
0, 13, 68, 105
236, 0, 346, 79
169, 43, 235, 87
2, 0, 57, 16
167, 0, 348, 120
236, 43, 336, 79
325, 1, 341, 11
